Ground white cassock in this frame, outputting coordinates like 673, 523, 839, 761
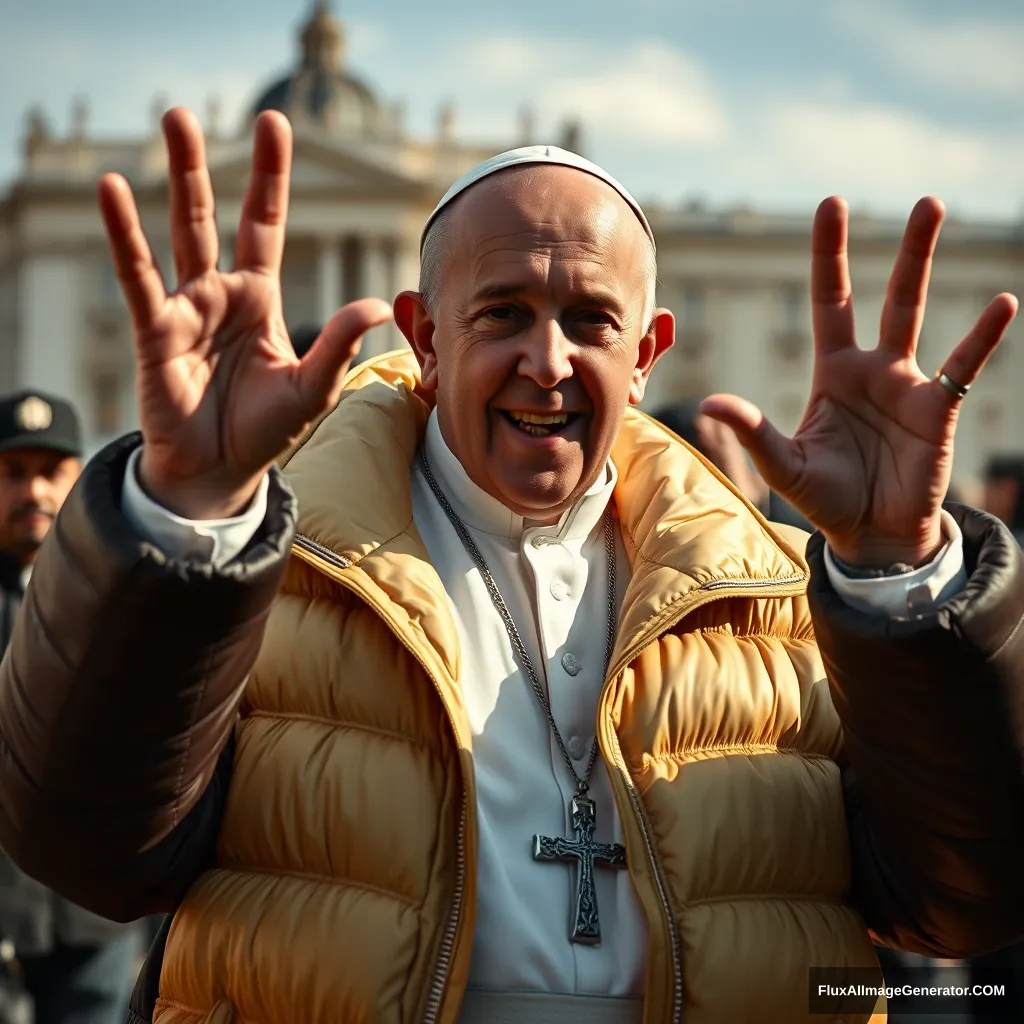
122, 410, 967, 1023
410, 412, 647, 1005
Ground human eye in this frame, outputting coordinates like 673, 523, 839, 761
482, 305, 518, 322
570, 309, 621, 338
474, 304, 532, 334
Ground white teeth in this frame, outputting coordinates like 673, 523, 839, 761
511, 412, 569, 425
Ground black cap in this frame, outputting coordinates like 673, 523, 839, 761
0, 390, 82, 458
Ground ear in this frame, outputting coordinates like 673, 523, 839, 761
629, 309, 675, 405
394, 291, 440, 392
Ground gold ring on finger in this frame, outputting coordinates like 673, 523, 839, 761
935, 369, 970, 400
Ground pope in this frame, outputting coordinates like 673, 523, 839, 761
0, 108, 1023, 1024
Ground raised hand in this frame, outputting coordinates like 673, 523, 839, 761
700, 197, 1018, 567
98, 107, 393, 520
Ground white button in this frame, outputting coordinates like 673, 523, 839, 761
568, 735, 586, 760
550, 579, 569, 600
561, 652, 581, 676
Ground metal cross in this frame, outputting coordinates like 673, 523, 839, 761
533, 793, 627, 944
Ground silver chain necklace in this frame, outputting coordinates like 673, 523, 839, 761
418, 447, 627, 945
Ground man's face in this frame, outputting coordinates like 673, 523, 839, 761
0, 449, 80, 563
397, 166, 674, 522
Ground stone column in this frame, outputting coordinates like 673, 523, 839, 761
385, 237, 421, 354
389, 238, 420, 352
19, 253, 83, 413
394, 237, 421, 295
361, 235, 392, 358
317, 236, 343, 327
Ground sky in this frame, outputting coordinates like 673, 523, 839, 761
2, 0, 1023, 221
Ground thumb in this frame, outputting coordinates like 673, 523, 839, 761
698, 393, 798, 495
296, 298, 394, 413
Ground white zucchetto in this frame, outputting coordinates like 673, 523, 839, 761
420, 145, 655, 254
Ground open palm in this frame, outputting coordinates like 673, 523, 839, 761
98, 108, 391, 519
703, 198, 1018, 566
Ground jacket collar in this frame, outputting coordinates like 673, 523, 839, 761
282, 351, 809, 681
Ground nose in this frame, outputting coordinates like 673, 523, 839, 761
517, 318, 573, 389
25, 474, 49, 505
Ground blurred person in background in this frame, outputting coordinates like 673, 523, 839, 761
649, 397, 812, 530
981, 454, 1024, 547
0, 391, 143, 1023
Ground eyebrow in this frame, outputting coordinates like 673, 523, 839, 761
470, 282, 627, 316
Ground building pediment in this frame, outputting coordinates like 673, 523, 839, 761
206, 135, 432, 201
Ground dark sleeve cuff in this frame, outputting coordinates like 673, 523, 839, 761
79, 431, 296, 577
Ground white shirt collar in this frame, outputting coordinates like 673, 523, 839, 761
423, 409, 616, 543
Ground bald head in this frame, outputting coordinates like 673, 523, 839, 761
419, 164, 658, 327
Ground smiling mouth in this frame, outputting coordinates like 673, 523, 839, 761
500, 410, 579, 438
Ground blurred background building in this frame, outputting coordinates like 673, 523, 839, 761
0, 0, 1021, 480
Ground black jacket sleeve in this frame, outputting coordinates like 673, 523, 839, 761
0, 433, 296, 922
808, 503, 1024, 958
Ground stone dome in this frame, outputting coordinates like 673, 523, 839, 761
253, 1, 385, 136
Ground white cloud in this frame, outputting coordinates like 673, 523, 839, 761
422, 35, 727, 147
834, 3, 1024, 98
633, 94, 1021, 221
461, 38, 543, 81
762, 101, 995, 193
545, 42, 728, 145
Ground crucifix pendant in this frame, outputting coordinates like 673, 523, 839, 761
532, 792, 627, 945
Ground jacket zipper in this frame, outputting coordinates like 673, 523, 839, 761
422, 797, 467, 1024
291, 534, 469, 1024
601, 571, 807, 1024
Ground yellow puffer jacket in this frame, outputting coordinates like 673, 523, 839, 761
154, 352, 883, 1024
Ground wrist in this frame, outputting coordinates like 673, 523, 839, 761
137, 450, 263, 521
825, 518, 945, 571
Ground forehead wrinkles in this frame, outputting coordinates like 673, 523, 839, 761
463, 214, 642, 283
469, 229, 614, 277
473, 183, 622, 238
